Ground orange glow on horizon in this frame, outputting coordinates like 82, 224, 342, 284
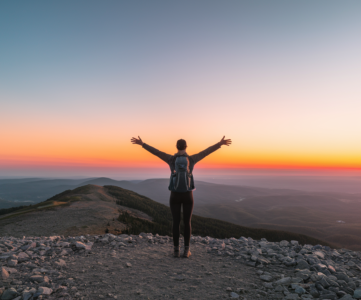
2, 128, 360, 172
1, 153, 361, 171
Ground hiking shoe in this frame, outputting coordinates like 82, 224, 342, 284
183, 246, 191, 258
173, 246, 180, 258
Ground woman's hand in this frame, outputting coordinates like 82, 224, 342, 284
219, 136, 232, 146
131, 136, 144, 146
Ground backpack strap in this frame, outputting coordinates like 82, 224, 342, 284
169, 156, 176, 174
185, 156, 190, 174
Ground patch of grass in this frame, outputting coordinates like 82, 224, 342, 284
118, 211, 171, 235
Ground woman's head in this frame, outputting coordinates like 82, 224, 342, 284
176, 139, 187, 150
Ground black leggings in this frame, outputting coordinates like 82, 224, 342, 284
169, 191, 194, 247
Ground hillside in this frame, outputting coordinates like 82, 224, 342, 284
0, 185, 147, 237
196, 193, 361, 250
0, 184, 330, 247
2, 177, 361, 250
75, 179, 361, 250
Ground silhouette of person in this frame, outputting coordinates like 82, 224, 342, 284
131, 136, 232, 257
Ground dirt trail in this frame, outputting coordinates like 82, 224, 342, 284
59, 239, 262, 299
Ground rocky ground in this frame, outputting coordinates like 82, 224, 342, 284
1, 234, 361, 300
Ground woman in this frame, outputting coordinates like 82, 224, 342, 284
131, 136, 232, 258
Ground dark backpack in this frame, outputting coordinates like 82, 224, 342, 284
168, 155, 194, 192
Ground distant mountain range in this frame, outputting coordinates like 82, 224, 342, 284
0, 177, 149, 205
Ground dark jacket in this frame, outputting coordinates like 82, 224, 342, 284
142, 142, 222, 174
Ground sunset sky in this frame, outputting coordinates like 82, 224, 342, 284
1, 1, 361, 178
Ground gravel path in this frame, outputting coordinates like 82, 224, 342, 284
62, 239, 261, 299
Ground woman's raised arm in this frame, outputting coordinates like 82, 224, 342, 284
191, 136, 232, 164
131, 136, 172, 163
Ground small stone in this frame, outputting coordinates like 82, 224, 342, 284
0, 288, 18, 300
297, 259, 310, 270
280, 240, 290, 247
328, 265, 336, 273
339, 294, 353, 300
246, 261, 256, 267
275, 285, 284, 292
320, 276, 330, 288
309, 285, 319, 298
264, 282, 273, 289
260, 275, 273, 282
7, 260, 18, 267
56, 259, 66, 267
73, 241, 93, 250
22, 291, 33, 300
59, 249, 68, 256
354, 288, 361, 299
126, 263, 132, 268
99, 237, 109, 243
230, 292, 239, 298
336, 273, 350, 282
17, 252, 29, 262
275, 277, 291, 285
291, 277, 303, 284
294, 286, 306, 295
258, 257, 270, 264
30, 275, 44, 282
1, 267, 9, 280
284, 293, 300, 300
226, 287, 233, 291
314, 251, 325, 259
37, 287, 52, 295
